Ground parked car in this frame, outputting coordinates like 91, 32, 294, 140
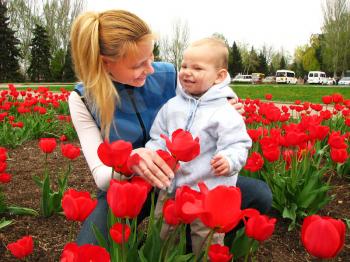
232, 74, 252, 84
262, 76, 276, 84
307, 71, 328, 84
252, 73, 265, 84
338, 77, 350, 85
275, 70, 297, 84
327, 77, 336, 85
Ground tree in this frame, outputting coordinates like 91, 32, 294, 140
160, 19, 190, 71
257, 52, 269, 75
322, 0, 350, 76
244, 46, 259, 74
62, 44, 76, 82
7, 0, 40, 78
279, 55, 287, 69
0, 0, 22, 82
153, 41, 161, 61
8, 0, 85, 79
302, 47, 321, 72
28, 24, 51, 81
230, 41, 243, 76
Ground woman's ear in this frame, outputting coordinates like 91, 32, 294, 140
214, 69, 228, 84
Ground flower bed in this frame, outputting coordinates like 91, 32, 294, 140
0, 85, 349, 261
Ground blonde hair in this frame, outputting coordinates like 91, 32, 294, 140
70, 10, 153, 139
190, 37, 229, 70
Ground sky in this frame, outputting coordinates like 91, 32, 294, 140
86, 0, 325, 56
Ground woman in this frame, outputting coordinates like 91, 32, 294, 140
69, 9, 272, 245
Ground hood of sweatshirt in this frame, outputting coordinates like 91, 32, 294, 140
177, 73, 237, 103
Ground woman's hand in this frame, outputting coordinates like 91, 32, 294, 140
130, 148, 174, 189
228, 97, 245, 116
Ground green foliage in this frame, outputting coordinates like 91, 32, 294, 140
62, 44, 76, 82
33, 157, 70, 217
28, 23, 52, 82
51, 49, 65, 81
279, 55, 287, 69
231, 84, 350, 103
257, 52, 269, 75
302, 47, 320, 72
0, 1, 23, 82
230, 41, 243, 77
153, 42, 161, 62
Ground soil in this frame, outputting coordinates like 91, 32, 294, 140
0, 140, 349, 261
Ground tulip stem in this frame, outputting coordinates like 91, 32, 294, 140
121, 218, 126, 262
203, 230, 214, 262
244, 238, 254, 262
111, 167, 114, 180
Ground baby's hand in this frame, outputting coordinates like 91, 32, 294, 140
211, 154, 230, 176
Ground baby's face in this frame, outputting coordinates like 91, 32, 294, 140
179, 45, 222, 96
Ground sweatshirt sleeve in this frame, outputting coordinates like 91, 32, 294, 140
145, 102, 169, 151
68, 91, 123, 191
214, 105, 252, 175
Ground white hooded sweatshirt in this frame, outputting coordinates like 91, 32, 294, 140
146, 75, 252, 193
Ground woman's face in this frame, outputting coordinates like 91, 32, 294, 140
104, 40, 155, 87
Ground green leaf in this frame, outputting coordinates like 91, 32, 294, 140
230, 227, 259, 258
0, 218, 13, 230
7, 206, 39, 216
138, 247, 149, 262
282, 204, 297, 224
41, 173, 52, 217
32, 175, 43, 187
91, 223, 110, 253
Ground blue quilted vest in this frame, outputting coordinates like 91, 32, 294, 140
74, 62, 177, 148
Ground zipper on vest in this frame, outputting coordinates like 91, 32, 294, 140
126, 89, 147, 146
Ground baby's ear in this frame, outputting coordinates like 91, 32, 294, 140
214, 69, 228, 84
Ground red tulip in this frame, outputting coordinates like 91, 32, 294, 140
0, 161, 7, 172
156, 149, 179, 170
38, 138, 57, 153
262, 146, 280, 162
60, 242, 79, 262
265, 93, 272, 100
97, 140, 132, 172
61, 144, 80, 160
208, 244, 233, 262
174, 185, 203, 224
301, 215, 345, 259
110, 222, 131, 244
163, 199, 180, 226
322, 95, 332, 104
7, 235, 34, 259
330, 148, 348, 163
61, 189, 97, 222
332, 93, 343, 104
59, 134, 67, 141
245, 213, 276, 242
0, 147, 7, 162
328, 131, 347, 149
60, 242, 110, 262
107, 179, 148, 219
0, 173, 11, 183
160, 129, 200, 162
244, 152, 264, 172
130, 176, 153, 194
183, 183, 259, 233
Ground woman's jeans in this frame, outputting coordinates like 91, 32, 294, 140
76, 175, 272, 245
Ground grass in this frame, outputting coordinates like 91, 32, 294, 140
231, 84, 350, 103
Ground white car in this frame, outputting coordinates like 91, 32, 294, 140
338, 77, 350, 85
232, 74, 252, 84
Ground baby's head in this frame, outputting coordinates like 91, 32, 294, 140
179, 37, 229, 96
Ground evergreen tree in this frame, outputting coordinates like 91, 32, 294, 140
0, 0, 22, 82
257, 52, 269, 75
153, 41, 161, 61
28, 23, 51, 81
279, 55, 287, 69
230, 41, 243, 76
62, 44, 76, 82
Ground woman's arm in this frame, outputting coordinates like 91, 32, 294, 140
69, 91, 122, 191
69, 91, 173, 190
